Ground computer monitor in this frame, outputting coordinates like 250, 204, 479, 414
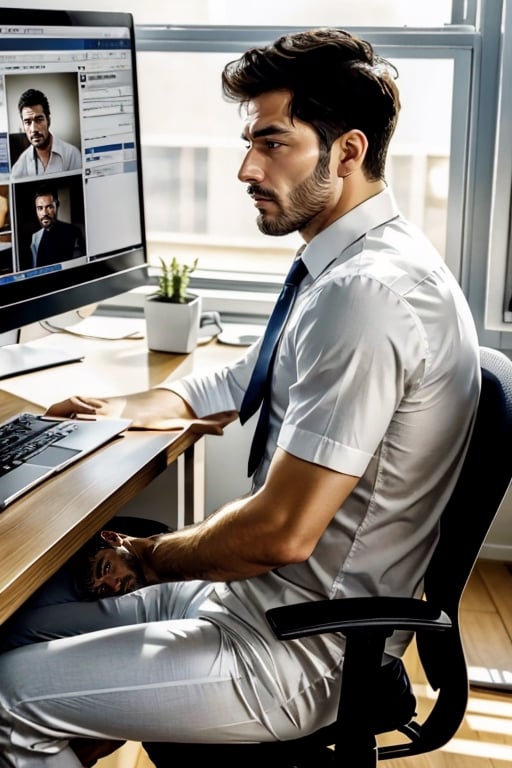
0, 7, 148, 378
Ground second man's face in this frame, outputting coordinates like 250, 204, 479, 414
86, 545, 146, 598
34, 194, 58, 229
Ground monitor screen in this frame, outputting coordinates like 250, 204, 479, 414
0, 8, 148, 377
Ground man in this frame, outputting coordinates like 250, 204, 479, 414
0, 28, 480, 766
11, 88, 82, 179
31, 185, 85, 267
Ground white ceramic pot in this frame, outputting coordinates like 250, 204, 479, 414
144, 293, 202, 354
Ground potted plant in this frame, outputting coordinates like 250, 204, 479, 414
157, 256, 198, 305
144, 256, 201, 353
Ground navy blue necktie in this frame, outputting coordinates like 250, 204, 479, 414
240, 255, 308, 476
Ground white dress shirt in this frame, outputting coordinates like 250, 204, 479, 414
11, 133, 82, 178
166, 187, 479, 666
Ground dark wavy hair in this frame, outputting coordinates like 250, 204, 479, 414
18, 88, 51, 120
221, 28, 400, 180
33, 184, 58, 204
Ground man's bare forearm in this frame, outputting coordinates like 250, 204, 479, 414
121, 450, 358, 585
45, 389, 237, 434
123, 496, 291, 584
46, 388, 195, 424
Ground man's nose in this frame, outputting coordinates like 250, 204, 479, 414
238, 150, 264, 184
99, 574, 120, 593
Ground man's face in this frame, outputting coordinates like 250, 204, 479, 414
20, 104, 51, 149
238, 90, 340, 240
34, 194, 58, 229
86, 544, 146, 598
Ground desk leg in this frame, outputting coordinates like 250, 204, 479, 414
177, 440, 205, 528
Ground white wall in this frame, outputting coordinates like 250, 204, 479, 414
115, 463, 180, 530
116, 416, 254, 528
203, 419, 254, 515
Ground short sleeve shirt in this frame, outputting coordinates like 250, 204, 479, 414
165, 188, 480, 659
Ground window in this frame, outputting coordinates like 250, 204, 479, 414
49, 0, 505, 345
135, 31, 468, 289
136, 49, 456, 277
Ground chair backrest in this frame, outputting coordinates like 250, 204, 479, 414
424, 346, 512, 613
412, 346, 512, 747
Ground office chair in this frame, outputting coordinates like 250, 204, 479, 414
144, 346, 512, 768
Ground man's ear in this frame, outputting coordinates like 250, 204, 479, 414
100, 530, 125, 548
335, 129, 368, 178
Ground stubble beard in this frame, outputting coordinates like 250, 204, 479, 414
31, 132, 50, 149
255, 151, 332, 237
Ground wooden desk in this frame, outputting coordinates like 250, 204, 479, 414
0, 328, 242, 624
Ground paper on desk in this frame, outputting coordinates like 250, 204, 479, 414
56, 315, 146, 340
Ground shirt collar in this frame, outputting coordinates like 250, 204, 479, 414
301, 187, 401, 280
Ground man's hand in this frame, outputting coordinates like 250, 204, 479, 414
45, 389, 237, 435
45, 395, 114, 419
178, 411, 238, 435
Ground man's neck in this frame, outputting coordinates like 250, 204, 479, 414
300, 179, 386, 242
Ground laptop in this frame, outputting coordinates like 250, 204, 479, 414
0, 412, 132, 510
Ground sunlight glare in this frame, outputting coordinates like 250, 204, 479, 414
467, 695, 512, 718
442, 737, 512, 761
466, 713, 512, 736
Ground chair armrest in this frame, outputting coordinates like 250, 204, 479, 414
266, 596, 451, 640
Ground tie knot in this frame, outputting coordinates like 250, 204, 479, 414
284, 256, 308, 287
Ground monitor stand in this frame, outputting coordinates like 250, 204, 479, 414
0, 343, 84, 380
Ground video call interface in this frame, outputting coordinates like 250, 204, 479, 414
0, 22, 144, 285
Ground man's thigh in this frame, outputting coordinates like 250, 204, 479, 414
0, 616, 279, 755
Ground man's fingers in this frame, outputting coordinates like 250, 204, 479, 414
129, 410, 237, 433
45, 396, 124, 420
45, 396, 98, 418
185, 411, 238, 435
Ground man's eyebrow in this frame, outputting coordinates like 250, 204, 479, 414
241, 125, 293, 141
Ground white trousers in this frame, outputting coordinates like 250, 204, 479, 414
0, 580, 337, 768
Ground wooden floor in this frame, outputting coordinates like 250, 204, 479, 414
99, 560, 512, 768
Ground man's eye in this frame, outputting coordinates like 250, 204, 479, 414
266, 141, 281, 149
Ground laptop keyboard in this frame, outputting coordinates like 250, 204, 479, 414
0, 413, 81, 477
0, 412, 132, 510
